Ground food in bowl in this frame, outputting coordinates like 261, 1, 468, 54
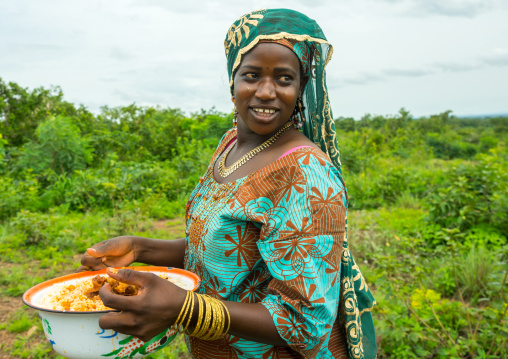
38, 271, 194, 312
23, 266, 200, 359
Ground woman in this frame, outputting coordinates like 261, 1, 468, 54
79, 9, 376, 359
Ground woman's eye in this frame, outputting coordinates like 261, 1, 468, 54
279, 75, 293, 83
244, 73, 258, 79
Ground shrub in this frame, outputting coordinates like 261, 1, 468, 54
0, 173, 41, 220
427, 151, 508, 237
16, 116, 94, 175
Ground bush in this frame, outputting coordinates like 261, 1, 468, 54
427, 151, 508, 237
16, 116, 94, 175
0, 173, 41, 220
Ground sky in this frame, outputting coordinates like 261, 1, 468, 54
1, 0, 507, 119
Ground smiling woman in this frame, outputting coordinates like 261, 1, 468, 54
233, 42, 302, 134
79, 8, 376, 359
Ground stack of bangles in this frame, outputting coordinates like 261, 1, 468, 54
173, 291, 231, 340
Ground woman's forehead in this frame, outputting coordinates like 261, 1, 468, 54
239, 42, 301, 70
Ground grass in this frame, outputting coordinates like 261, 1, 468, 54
0, 215, 189, 358
456, 245, 506, 301
0, 208, 506, 358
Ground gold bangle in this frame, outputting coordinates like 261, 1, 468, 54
187, 293, 231, 340
222, 301, 230, 335
181, 291, 195, 334
173, 291, 190, 330
202, 296, 219, 340
195, 295, 212, 338
189, 293, 204, 337
207, 296, 225, 340
180, 292, 194, 331
215, 297, 229, 339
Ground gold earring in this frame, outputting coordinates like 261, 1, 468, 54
233, 108, 238, 129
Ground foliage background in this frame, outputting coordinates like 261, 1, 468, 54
0, 78, 506, 358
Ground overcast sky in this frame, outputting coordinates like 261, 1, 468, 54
1, 0, 507, 119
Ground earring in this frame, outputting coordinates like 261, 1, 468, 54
291, 98, 305, 129
233, 108, 238, 129
298, 97, 306, 124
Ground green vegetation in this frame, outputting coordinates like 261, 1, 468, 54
1, 78, 506, 358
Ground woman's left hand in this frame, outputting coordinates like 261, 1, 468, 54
98, 268, 187, 342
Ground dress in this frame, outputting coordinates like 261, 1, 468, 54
184, 129, 351, 358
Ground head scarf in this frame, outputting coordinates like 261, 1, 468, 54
224, 9, 377, 359
224, 8, 342, 175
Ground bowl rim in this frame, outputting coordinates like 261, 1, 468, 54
22, 266, 201, 314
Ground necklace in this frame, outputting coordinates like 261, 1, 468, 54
218, 121, 293, 178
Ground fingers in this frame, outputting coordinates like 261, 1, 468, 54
106, 268, 153, 287
99, 311, 159, 343
99, 311, 138, 336
99, 283, 141, 312
99, 269, 156, 310
86, 241, 113, 258
80, 252, 107, 270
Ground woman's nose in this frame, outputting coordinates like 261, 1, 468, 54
255, 79, 276, 101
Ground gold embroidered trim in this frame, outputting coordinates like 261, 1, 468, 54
228, 33, 333, 87
358, 302, 377, 316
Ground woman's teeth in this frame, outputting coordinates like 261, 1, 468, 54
253, 108, 275, 114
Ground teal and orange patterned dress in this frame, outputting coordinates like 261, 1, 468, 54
183, 129, 375, 358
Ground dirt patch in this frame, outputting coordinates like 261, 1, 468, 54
0, 296, 25, 358
0, 259, 77, 358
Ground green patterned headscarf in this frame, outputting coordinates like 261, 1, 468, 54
225, 9, 377, 359
224, 8, 342, 174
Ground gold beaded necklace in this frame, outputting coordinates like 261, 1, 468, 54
217, 121, 293, 178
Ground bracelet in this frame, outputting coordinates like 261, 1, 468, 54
194, 294, 212, 338
174, 291, 230, 340
181, 291, 195, 334
189, 293, 204, 337
173, 291, 191, 331
204, 295, 225, 341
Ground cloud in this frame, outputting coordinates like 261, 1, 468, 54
131, 0, 214, 14
377, 0, 501, 18
109, 47, 133, 61
335, 72, 383, 87
482, 54, 508, 67
99, 78, 119, 83
383, 68, 431, 77
414, 0, 490, 18
294, 0, 327, 7
432, 62, 479, 72
340, 53, 508, 87
3, 43, 68, 62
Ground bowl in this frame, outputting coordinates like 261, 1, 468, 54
23, 266, 200, 359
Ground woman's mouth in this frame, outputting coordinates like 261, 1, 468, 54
250, 107, 278, 121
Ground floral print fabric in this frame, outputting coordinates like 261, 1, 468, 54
183, 130, 351, 358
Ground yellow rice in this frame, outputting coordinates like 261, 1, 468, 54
39, 273, 192, 312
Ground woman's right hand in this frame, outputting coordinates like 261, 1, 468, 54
77, 236, 138, 272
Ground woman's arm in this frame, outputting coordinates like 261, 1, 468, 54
135, 237, 186, 268
98, 268, 287, 346
218, 301, 287, 346
78, 236, 186, 271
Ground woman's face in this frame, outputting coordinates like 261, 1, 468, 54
233, 42, 302, 136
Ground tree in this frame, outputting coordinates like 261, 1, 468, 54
17, 116, 94, 175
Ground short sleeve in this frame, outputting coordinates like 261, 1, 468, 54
256, 151, 346, 358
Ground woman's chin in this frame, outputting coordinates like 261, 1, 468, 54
240, 113, 290, 135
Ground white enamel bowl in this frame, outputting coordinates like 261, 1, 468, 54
23, 266, 200, 359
